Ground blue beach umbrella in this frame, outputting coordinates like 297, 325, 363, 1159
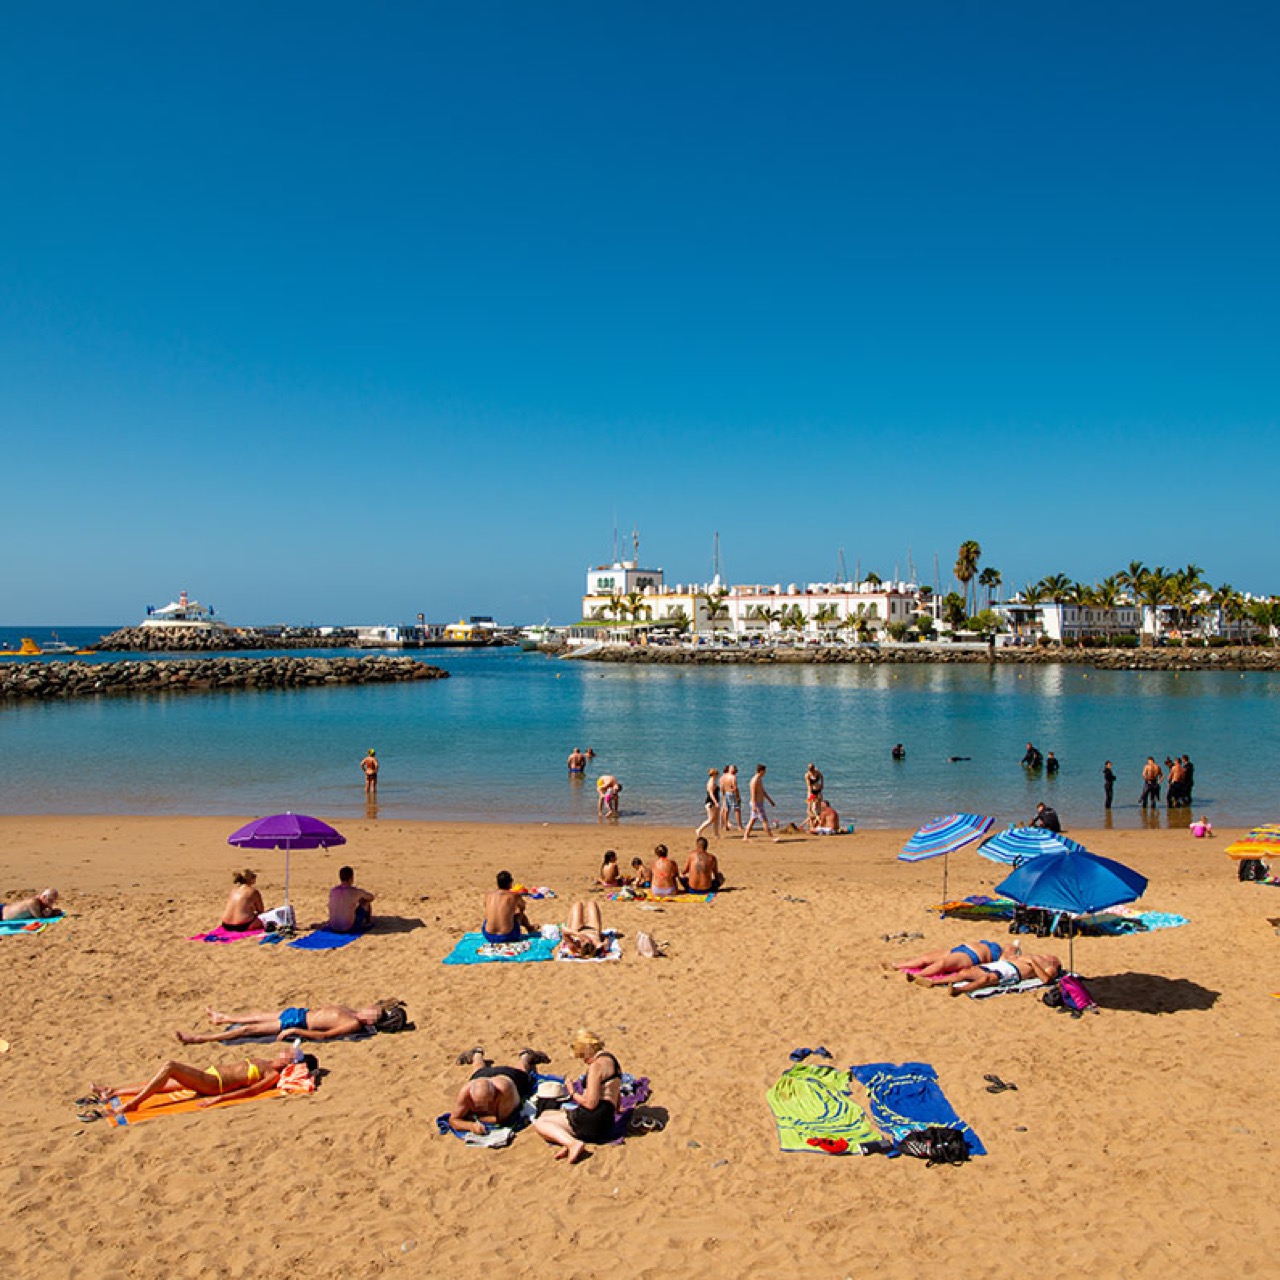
900, 813, 994, 903
979, 826, 1087, 867
995, 850, 1148, 972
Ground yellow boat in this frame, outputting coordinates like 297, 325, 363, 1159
0, 635, 93, 657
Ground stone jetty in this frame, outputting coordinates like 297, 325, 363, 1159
94, 626, 354, 652
568, 643, 1280, 672
0, 655, 447, 703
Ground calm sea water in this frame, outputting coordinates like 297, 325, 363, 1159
2, 629, 1277, 829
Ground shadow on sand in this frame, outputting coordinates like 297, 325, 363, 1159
368, 915, 427, 935
1087, 971, 1220, 1014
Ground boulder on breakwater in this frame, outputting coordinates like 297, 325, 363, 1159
0, 655, 447, 702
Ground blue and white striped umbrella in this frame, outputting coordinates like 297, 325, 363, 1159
979, 826, 1087, 866
900, 813, 995, 862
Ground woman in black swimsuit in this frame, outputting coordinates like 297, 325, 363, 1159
695, 768, 721, 840
530, 1028, 622, 1164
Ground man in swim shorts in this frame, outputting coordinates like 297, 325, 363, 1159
2, 888, 61, 921
682, 837, 724, 892
448, 1046, 551, 1134
567, 747, 586, 774
743, 764, 777, 842
912, 953, 1062, 996
482, 870, 536, 942
175, 999, 409, 1043
326, 865, 375, 932
720, 764, 742, 831
89, 1045, 317, 1114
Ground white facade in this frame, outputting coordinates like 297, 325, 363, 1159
142, 589, 228, 629
585, 560, 664, 597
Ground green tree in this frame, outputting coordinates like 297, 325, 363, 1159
1135, 566, 1172, 646
978, 566, 1002, 609
954, 541, 982, 615
942, 591, 967, 629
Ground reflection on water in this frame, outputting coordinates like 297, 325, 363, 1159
0, 647, 1275, 828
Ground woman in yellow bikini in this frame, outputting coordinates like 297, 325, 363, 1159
89, 1045, 315, 1113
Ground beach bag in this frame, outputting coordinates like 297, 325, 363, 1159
1043, 974, 1098, 1016
897, 1127, 971, 1166
635, 931, 662, 958
260, 904, 296, 932
1237, 858, 1268, 882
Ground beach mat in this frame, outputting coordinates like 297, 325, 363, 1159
0, 916, 62, 936
435, 1071, 564, 1146
849, 1062, 985, 1156
287, 928, 366, 951
611, 891, 716, 904
102, 1087, 289, 1127
442, 932, 559, 965
767, 1062, 880, 1154
188, 924, 264, 944
934, 896, 1017, 921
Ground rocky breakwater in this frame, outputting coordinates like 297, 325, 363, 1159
94, 626, 353, 652
0, 655, 447, 702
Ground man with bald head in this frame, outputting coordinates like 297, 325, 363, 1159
448, 1047, 550, 1135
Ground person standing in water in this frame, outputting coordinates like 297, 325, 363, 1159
362, 748, 379, 796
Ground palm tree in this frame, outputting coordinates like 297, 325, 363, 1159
864, 571, 882, 587
1116, 561, 1147, 604
695, 585, 730, 635
623, 590, 648, 623
813, 603, 840, 639
978, 566, 1002, 609
1038, 574, 1073, 603
1135, 566, 1172, 646
954, 541, 982, 615
1093, 576, 1121, 643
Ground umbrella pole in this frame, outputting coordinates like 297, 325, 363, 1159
285, 840, 292, 911
942, 851, 949, 908
1069, 920, 1075, 974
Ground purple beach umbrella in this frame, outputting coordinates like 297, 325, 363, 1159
227, 812, 346, 909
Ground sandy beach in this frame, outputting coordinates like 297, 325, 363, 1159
2, 814, 1277, 1278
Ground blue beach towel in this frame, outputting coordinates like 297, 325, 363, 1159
287, 928, 366, 951
442, 932, 559, 965
0, 916, 62, 936
436, 1072, 564, 1144
849, 1061, 986, 1157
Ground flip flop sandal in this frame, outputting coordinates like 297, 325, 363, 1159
73, 1095, 100, 1107
455, 1046, 485, 1066
77, 1110, 104, 1123
521, 1048, 551, 1066
984, 1074, 1018, 1094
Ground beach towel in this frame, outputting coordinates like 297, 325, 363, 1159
556, 931, 622, 962
611, 891, 716, 904
1079, 910, 1189, 935
848, 1062, 985, 1156
0, 916, 62, 936
767, 1063, 881, 1154
934, 896, 1017, 921
968, 976, 1046, 999
188, 923, 264, 943
287, 928, 366, 951
441, 932, 559, 965
102, 1083, 300, 1127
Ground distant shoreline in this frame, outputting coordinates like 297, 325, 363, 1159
567, 643, 1280, 672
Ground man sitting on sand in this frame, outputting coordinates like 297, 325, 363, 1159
911, 952, 1062, 996
682, 837, 724, 892
650, 845, 682, 898
808, 800, 842, 834
327, 865, 375, 933
895, 940, 1008, 979
483, 870, 536, 943
2, 887, 61, 921
89, 1045, 317, 1114
1030, 802, 1062, 833
175, 999, 409, 1044
448, 1046, 550, 1135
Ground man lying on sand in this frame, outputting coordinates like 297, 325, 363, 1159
89, 1046, 317, 1113
448, 1046, 550, 1135
483, 870, 537, 943
911, 953, 1062, 995
175, 999, 408, 1044
895, 940, 1009, 978
2, 888, 61, 921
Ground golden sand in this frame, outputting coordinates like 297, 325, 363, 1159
1, 816, 1276, 1277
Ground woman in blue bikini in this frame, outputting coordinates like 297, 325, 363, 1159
894, 940, 1009, 980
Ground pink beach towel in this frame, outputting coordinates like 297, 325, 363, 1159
188, 923, 265, 943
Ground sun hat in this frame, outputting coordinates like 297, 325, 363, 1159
536, 1081, 569, 1102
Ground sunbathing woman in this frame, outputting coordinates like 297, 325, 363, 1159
895, 939, 1010, 979
221, 869, 265, 931
175, 999, 408, 1043
89, 1046, 317, 1113
561, 901, 606, 958
531, 1027, 623, 1164
913, 952, 1062, 995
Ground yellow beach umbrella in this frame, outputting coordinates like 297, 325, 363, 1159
1224, 835, 1280, 859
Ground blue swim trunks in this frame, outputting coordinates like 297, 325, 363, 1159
279, 1006, 309, 1032
481, 924, 524, 944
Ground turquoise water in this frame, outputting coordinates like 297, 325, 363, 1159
1, 635, 1277, 828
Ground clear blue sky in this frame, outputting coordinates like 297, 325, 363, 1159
2, 2, 1277, 625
